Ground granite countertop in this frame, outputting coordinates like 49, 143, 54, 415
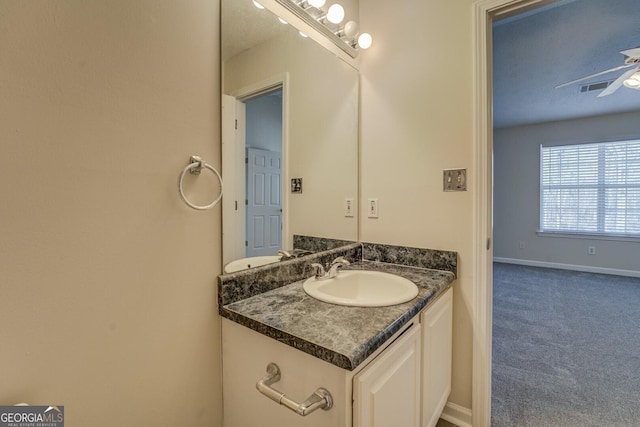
220, 260, 455, 371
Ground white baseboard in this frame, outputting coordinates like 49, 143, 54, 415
493, 257, 640, 278
440, 401, 473, 427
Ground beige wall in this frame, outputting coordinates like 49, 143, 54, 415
359, 0, 475, 410
0, 1, 223, 425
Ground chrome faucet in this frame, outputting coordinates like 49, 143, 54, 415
310, 257, 350, 280
277, 249, 293, 260
310, 263, 326, 279
327, 257, 350, 278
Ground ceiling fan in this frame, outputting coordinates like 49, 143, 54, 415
555, 47, 640, 97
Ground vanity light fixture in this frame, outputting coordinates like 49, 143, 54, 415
275, 0, 373, 58
342, 20, 358, 38
307, 0, 326, 8
357, 33, 373, 50
623, 71, 640, 90
334, 20, 373, 49
326, 4, 345, 24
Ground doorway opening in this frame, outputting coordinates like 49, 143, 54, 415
244, 89, 283, 257
486, 0, 640, 425
222, 76, 288, 266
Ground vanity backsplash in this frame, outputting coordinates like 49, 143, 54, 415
363, 242, 457, 276
218, 240, 457, 309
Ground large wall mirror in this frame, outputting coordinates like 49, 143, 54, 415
221, 0, 359, 266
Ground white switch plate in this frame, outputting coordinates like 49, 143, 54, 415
344, 198, 354, 217
367, 198, 379, 218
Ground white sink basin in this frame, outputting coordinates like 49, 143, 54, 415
303, 270, 419, 307
224, 255, 281, 273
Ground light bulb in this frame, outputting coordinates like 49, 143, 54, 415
299, 31, 308, 38
343, 20, 358, 38
308, 0, 326, 7
278, 17, 288, 24
357, 33, 373, 49
624, 78, 640, 88
252, 1, 265, 9
327, 4, 345, 24
623, 72, 640, 89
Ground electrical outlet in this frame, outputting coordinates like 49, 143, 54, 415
344, 198, 354, 217
519, 241, 525, 249
367, 198, 379, 218
588, 246, 596, 255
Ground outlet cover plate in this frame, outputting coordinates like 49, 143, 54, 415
443, 169, 467, 192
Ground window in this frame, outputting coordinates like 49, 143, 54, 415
540, 140, 640, 237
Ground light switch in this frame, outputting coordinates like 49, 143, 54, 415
367, 198, 379, 218
291, 178, 303, 193
344, 198, 354, 217
443, 169, 467, 191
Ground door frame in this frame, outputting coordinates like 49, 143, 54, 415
222, 95, 247, 264
224, 73, 290, 261
472, 1, 554, 425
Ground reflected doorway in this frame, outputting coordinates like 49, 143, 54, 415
222, 85, 285, 265
245, 90, 283, 257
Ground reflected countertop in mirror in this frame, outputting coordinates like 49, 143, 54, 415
221, 0, 359, 265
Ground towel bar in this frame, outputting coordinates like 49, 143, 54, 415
256, 363, 333, 416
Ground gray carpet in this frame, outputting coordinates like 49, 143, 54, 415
491, 263, 640, 427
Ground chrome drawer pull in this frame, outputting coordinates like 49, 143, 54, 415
256, 363, 333, 416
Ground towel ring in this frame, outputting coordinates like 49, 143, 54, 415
178, 156, 223, 210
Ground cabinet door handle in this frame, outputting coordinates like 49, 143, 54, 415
256, 363, 333, 416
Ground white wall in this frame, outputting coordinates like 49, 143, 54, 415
494, 111, 640, 273
0, 1, 223, 425
359, 0, 475, 410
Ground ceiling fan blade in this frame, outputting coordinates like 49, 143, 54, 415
555, 64, 635, 89
620, 47, 640, 58
597, 67, 639, 97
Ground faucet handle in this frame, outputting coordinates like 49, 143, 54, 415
310, 263, 326, 279
327, 257, 350, 278
330, 257, 350, 267
277, 249, 292, 259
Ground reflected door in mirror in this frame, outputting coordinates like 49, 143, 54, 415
247, 148, 282, 257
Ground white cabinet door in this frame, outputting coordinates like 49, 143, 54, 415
421, 287, 453, 427
353, 323, 421, 427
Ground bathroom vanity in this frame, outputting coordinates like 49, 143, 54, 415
220, 2, 457, 424
218, 241, 456, 427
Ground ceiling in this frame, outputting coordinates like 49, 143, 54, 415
221, 0, 289, 61
492, 0, 640, 128
224, 0, 639, 128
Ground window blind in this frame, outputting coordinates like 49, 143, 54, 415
540, 140, 640, 236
